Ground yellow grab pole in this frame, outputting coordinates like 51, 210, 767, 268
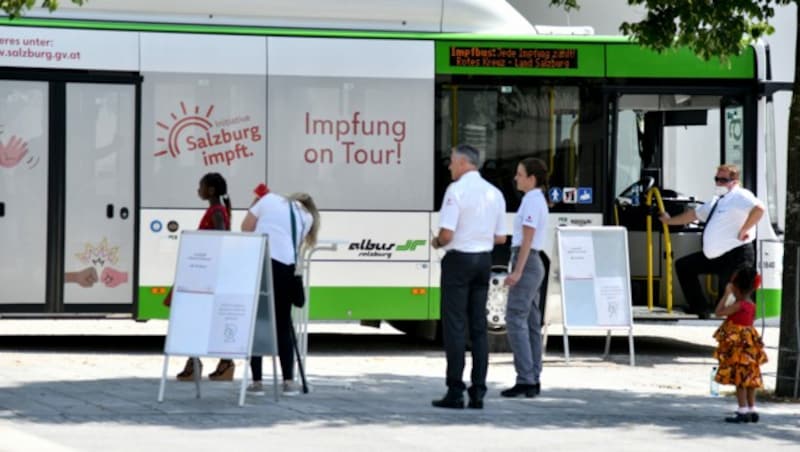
645, 191, 654, 311
705, 275, 718, 300
645, 187, 674, 313
568, 117, 579, 186
450, 85, 458, 145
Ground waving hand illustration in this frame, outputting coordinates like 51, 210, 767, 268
0, 136, 29, 168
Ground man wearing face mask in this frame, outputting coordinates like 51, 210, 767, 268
659, 164, 764, 319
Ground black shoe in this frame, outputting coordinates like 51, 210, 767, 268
749, 411, 759, 423
501, 384, 538, 398
697, 310, 711, 320
432, 391, 464, 409
724, 412, 751, 423
467, 386, 485, 409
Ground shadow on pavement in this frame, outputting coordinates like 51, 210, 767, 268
0, 372, 797, 444
0, 333, 715, 360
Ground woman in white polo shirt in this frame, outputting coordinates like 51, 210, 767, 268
241, 190, 319, 394
501, 157, 549, 398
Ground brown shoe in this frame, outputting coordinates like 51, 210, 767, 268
209, 359, 235, 381
177, 358, 202, 381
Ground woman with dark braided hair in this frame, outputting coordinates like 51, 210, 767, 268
175, 172, 237, 382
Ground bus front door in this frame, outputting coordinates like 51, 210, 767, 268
610, 91, 753, 313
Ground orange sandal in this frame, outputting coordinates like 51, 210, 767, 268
208, 359, 235, 381
176, 357, 202, 381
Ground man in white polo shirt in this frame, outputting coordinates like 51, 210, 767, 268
431, 144, 507, 409
660, 164, 764, 319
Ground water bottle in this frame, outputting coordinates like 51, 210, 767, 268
631, 185, 640, 206
709, 366, 720, 397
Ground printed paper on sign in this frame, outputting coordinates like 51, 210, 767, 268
594, 277, 628, 326
561, 233, 594, 279
207, 293, 254, 356
174, 236, 222, 294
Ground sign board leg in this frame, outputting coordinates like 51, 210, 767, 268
541, 323, 549, 357
563, 327, 570, 364
157, 355, 169, 402
239, 357, 249, 407
192, 358, 202, 399
272, 354, 279, 402
628, 328, 636, 366
603, 330, 611, 359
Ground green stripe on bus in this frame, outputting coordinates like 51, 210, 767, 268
0, 17, 630, 43
435, 41, 605, 77
605, 44, 755, 79
1, 17, 435, 38
1, 19, 756, 81
429, 287, 441, 320
138, 286, 437, 321
308, 287, 432, 320
755, 288, 781, 319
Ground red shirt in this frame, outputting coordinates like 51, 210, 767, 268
198, 204, 230, 230
727, 300, 755, 326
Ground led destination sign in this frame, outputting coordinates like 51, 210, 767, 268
449, 46, 578, 69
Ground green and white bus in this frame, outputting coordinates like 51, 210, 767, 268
0, 0, 785, 345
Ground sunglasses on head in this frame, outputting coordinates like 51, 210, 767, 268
714, 177, 731, 183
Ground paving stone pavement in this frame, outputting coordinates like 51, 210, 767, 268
0, 321, 798, 451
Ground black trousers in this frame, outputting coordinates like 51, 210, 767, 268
675, 243, 755, 313
440, 250, 492, 392
251, 260, 295, 382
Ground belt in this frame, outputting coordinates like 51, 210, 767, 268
447, 249, 491, 255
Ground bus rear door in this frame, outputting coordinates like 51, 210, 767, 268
0, 73, 139, 314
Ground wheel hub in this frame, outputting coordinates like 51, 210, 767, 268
486, 271, 509, 330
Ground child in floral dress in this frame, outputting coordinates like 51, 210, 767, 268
713, 266, 768, 423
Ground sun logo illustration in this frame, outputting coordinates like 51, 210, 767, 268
75, 237, 120, 268
154, 101, 215, 159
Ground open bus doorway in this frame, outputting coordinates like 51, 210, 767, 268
611, 92, 754, 314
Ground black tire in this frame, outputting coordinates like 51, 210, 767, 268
487, 327, 510, 353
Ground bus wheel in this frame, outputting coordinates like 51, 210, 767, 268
486, 265, 511, 353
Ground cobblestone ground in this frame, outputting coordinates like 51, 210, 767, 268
0, 321, 797, 452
